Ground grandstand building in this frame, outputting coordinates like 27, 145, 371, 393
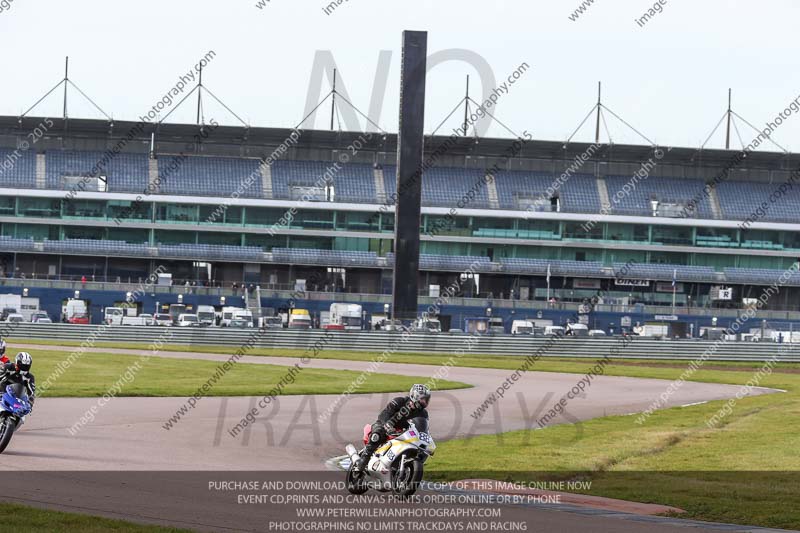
1, 115, 799, 331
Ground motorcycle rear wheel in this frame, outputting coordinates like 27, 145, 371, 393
0, 415, 17, 454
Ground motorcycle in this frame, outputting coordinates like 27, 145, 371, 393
0, 383, 32, 454
345, 416, 435, 497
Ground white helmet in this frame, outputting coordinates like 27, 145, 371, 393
409, 384, 431, 407
15, 352, 32, 373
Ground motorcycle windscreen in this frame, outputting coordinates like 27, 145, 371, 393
409, 416, 428, 433
5, 383, 26, 399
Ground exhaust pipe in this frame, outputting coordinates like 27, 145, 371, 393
345, 444, 359, 464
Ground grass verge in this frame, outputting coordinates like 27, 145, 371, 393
27, 348, 467, 398
0, 503, 189, 532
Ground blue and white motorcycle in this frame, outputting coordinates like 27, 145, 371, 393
0, 383, 32, 454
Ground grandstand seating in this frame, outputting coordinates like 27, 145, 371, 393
603, 176, 714, 218
158, 156, 263, 198
494, 171, 600, 213
271, 160, 376, 203
613, 262, 717, 282
724, 267, 800, 286
501, 258, 606, 277
272, 248, 379, 267
46, 151, 149, 193
0, 148, 37, 189
383, 165, 492, 209
717, 181, 800, 223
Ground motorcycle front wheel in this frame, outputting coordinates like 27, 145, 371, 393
346, 460, 369, 495
0, 415, 17, 454
392, 459, 423, 497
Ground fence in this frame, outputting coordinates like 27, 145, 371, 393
9, 323, 800, 362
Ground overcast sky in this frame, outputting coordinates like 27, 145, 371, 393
1, 0, 798, 151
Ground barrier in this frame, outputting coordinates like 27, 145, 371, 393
7, 323, 800, 362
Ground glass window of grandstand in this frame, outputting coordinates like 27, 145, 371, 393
108, 200, 150, 222
244, 207, 285, 227
199, 205, 242, 225
293, 209, 333, 230
18, 197, 60, 218
245, 234, 286, 252
63, 226, 104, 240
107, 227, 149, 245
696, 227, 737, 248
337, 211, 378, 232
425, 214, 468, 236
563, 221, 602, 240
649, 251, 689, 265
516, 218, 560, 240
0, 196, 13, 216
741, 229, 783, 251
603, 223, 648, 243
782, 231, 800, 251
12, 223, 56, 240
155, 230, 195, 245
156, 204, 198, 224
652, 225, 691, 246
63, 199, 105, 219
197, 232, 241, 246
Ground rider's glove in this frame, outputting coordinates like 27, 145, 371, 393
383, 422, 396, 434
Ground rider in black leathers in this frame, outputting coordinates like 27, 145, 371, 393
356, 384, 430, 472
0, 352, 36, 410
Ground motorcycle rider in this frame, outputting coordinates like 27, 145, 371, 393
0, 337, 8, 364
356, 384, 430, 472
0, 352, 35, 409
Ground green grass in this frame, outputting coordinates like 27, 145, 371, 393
28, 348, 467, 398
0, 503, 189, 532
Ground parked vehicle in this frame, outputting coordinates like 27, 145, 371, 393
511, 320, 535, 335
566, 323, 589, 337
138, 314, 155, 326
259, 317, 284, 329
35, 318, 52, 324
121, 315, 152, 326
288, 309, 312, 329
177, 313, 200, 327
62, 299, 89, 324
104, 307, 125, 325
588, 329, 607, 337
169, 304, 187, 325
154, 313, 173, 327
413, 317, 442, 333
196, 305, 216, 327
220, 307, 245, 327
488, 317, 505, 335
30, 312, 50, 323
325, 303, 363, 331
4, 314, 24, 323
229, 319, 253, 329
544, 325, 566, 337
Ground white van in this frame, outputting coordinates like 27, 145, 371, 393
511, 320, 534, 335
566, 323, 589, 337
104, 307, 125, 325
177, 313, 200, 327
544, 325, 566, 337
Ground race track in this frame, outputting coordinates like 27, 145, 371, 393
2, 344, 786, 532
